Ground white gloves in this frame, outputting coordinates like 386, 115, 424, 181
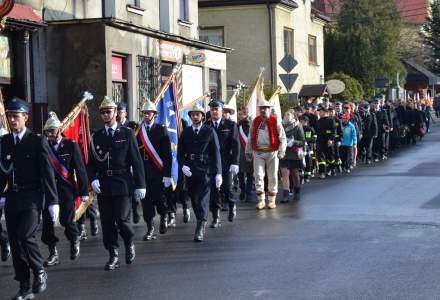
182, 165, 192, 177
134, 188, 146, 200
80, 196, 89, 203
229, 165, 239, 176
215, 174, 223, 189
0, 197, 5, 209
48, 204, 60, 222
287, 139, 294, 148
163, 177, 172, 188
91, 179, 101, 194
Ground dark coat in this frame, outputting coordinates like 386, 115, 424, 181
137, 123, 172, 179
238, 117, 253, 174
317, 117, 336, 142
282, 122, 305, 161
87, 124, 146, 197
177, 124, 221, 177
0, 129, 58, 211
360, 112, 378, 139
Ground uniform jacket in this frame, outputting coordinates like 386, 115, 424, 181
87, 124, 146, 197
137, 123, 172, 179
177, 124, 222, 177
238, 117, 253, 174
282, 122, 305, 161
0, 129, 58, 211
360, 111, 378, 139
50, 138, 88, 203
205, 118, 240, 169
373, 109, 390, 133
316, 117, 336, 143
121, 119, 138, 130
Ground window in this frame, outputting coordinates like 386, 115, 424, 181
180, 0, 189, 21
308, 35, 318, 65
112, 55, 128, 104
127, 0, 140, 7
209, 69, 222, 101
283, 27, 294, 57
199, 27, 224, 47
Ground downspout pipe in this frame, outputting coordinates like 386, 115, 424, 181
267, 1, 274, 84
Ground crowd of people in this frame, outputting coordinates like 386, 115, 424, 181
0, 93, 434, 300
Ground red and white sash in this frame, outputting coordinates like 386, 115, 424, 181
239, 125, 248, 147
138, 125, 164, 171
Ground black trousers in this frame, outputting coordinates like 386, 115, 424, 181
0, 209, 8, 244
187, 174, 211, 222
373, 132, 387, 159
238, 172, 253, 198
41, 197, 79, 246
142, 177, 168, 222
210, 169, 233, 213
317, 141, 334, 174
5, 204, 44, 283
97, 195, 133, 251
340, 146, 353, 169
360, 136, 374, 160
168, 174, 189, 213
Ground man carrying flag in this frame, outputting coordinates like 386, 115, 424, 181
137, 100, 172, 241
41, 112, 89, 266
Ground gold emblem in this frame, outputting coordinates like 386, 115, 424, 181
6, 154, 11, 160
99, 150, 103, 155
96, 145, 100, 150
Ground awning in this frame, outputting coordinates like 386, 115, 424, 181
299, 84, 329, 97
402, 59, 440, 86
5, 4, 44, 27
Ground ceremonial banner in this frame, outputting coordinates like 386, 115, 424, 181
269, 87, 282, 118
246, 72, 263, 119
227, 89, 238, 123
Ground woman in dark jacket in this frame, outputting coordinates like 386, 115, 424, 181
237, 108, 253, 202
280, 109, 305, 202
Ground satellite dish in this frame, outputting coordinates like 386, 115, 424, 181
326, 79, 346, 95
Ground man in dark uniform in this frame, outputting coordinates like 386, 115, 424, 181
304, 103, 318, 132
205, 100, 239, 227
137, 100, 172, 241
372, 98, 391, 161
88, 96, 146, 271
117, 102, 141, 224
329, 106, 343, 174
177, 104, 222, 242
316, 106, 336, 179
359, 102, 378, 164
0, 98, 58, 299
40, 112, 89, 267
237, 108, 253, 202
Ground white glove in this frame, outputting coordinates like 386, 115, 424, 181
229, 164, 239, 175
0, 197, 5, 209
163, 177, 172, 188
48, 204, 60, 222
287, 139, 294, 147
91, 179, 101, 194
80, 196, 89, 203
134, 188, 146, 200
215, 174, 223, 189
182, 165, 192, 177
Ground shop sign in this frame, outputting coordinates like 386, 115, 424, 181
187, 50, 206, 64
112, 56, 123, 81
160, 41, 183, 63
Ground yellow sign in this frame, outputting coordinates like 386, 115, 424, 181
187, 51, 206, 64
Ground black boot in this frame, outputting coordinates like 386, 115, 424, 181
132, 206, 140, 225
70, 239, 80, 260
167, 212, 176, 228
78, 223, 87, 241
32, 270, 47, 294
44, 246, 59, 267
194, 220, 207, 242
210, 210, 221, 228
125, 243, 135, 265
12, 282, 33, 300
159, 215, 168, 234
280, 190, 290, 204
143, 221, 156, 241
1, 239, 11, 262
104, 248, 120, 271
293, 187, 301, 201
90, 219, 99, 236
228, 203, 236, 222
183, 208, 191, 223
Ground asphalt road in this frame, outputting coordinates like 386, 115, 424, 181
2, 125, 440, 300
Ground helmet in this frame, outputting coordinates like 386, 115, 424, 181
99, 96, 117, 110
141, 101, 157, 113
43, 112, 62, 131
188, 103, 205, 116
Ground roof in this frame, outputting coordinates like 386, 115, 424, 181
199, 0, 298, 9
402, 59, 440, 85
299, 84, 329, 97
6, 4, 43, 26
312, 0, 428, 25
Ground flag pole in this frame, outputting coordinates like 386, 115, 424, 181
60, 92, 93, 132
245, 68, 264, 108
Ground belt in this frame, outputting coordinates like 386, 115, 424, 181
256, 147, 273, 153
9, 183, 39, 193
101, 169, 128, 177
186, 154, 208, 161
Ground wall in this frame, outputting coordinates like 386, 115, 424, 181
199, 5, 270, 87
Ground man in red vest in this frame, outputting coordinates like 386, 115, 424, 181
245, 99, 286, 209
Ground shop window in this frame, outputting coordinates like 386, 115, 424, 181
209, 69, 221, 101
138, 55, 160, 102
111, 55, 127, 104
127, 0, 140, 7
308, 35, 318, 65
199, 27, 224, 47
283, 27, 294, 57
180, 0, 189, 21
160, 61, 174, 85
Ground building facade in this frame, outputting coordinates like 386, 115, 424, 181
199, 0, 328, 99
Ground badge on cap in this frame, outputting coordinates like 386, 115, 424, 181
96, 145, 100, 150
6, 154, 11, 160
